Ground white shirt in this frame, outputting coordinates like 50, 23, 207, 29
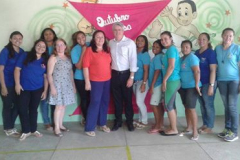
109, 36, 138, 72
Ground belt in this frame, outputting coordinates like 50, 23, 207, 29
112, 69, 130, 74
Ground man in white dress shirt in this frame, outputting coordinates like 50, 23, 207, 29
109, 22, 138, 131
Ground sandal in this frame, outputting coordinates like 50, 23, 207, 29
179, 130, 192, 136
136, 123, 147, 129
99, 126, 110, 133
85, 131, 96, 137
199, 128, 212, 134
31, 131, 43, 138
191, 134, 199, 141
54, 132, 63, 137
133, 121, 141, 127
198, 125, 207, 132
148, 128, 160, 134
60, 127, 70, 132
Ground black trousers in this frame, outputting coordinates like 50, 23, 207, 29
111, 70, 133, 124
74, 79, 90, 119
0, 86, 18, 130
18, 88, 43, 133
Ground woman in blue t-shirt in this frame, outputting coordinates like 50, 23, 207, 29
215, 28, 240, 142
178, 40, 201, 141
160, 31, 180, 136
133, 35, 150, 129
195, 33, 217, 134
70, 31, 90, 125
0, 31, 24, 137
14, 39, 49, 141
39, 28, 58, 131
148, 39, 165, 134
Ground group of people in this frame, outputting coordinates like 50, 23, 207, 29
0, 22, 239, 142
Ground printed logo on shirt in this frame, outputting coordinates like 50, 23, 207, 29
228, 52, 232, 59
181, 63, 186, 69
41, 64, 46, 69
200, 58, 206, 63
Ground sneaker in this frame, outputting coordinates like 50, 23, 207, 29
4, 129, 20, 137
31, 131, 43, 138
218, 129, 229, 138
19, 133, 31, 141
224, 131, 239, 142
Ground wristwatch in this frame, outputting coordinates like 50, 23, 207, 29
130, 76, 134, 80
209, 83, 214, 87
142, 81, 147, 85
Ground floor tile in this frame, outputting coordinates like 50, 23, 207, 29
130, 143, 212, 160
51, 147, 127, 160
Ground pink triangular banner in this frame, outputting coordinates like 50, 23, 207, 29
69, 0, 171, 40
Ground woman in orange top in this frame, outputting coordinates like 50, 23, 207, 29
83, 30, 112, 137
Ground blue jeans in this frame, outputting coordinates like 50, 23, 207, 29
198, 83, 216, 128
85, 80, 110, 132
40, 99, 51, 125
218, 81, 239, 134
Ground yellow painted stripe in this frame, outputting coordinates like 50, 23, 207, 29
126, 146, 132, 160
0, 145, 122, 155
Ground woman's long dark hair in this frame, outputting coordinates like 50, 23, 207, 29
90, 30, 109, 53
5, 31, 23, 59
23, 39, 49, 66
153, 39, 165, 55
40, 28, 58, 42
71, 31, 86, 49
136, 35, 149, 53
199, 32, 212, 49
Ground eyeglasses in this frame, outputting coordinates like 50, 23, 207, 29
36, 44, 46, 49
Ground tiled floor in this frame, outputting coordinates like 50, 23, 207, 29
0, 116, 239, 160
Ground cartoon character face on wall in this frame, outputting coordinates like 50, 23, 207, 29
77, 0, 98, 34
176, 1, 197, 26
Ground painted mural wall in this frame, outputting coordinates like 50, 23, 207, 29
0, 0, 240, 124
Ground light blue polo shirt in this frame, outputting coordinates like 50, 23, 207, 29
48, 46, 54, 55
148, 54, 162, 87
215, 43, 240, 81
161, 45, 180, 81
134, 51, 150, 81
180, 52, 201, 88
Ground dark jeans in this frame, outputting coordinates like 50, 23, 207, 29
18, 88, 43, 133
111, 70, 133, 124
0, 86, 18, 130
74, 79, 90, 119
